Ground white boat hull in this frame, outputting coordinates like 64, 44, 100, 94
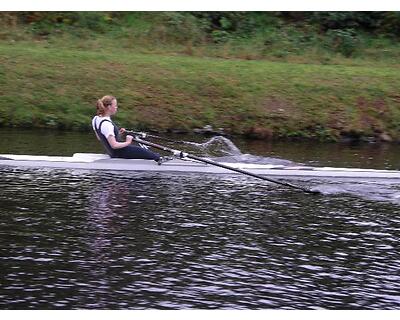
1, 153, 400, 180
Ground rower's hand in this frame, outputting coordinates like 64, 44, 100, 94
117, 128, 127, 141
126, 135, 133, 144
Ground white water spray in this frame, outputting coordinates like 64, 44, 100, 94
185, 136, 242, 157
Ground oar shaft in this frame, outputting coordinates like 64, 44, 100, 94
186, 154, 310, 192
133, 137, 319, 194
126, 131, 188, 144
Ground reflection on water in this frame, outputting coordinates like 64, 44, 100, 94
0, 168, 400, 309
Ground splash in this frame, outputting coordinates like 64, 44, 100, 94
183, 136, 297, 165
185, 136, 242, 157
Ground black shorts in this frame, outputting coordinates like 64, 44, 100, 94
113, 145, 160, 161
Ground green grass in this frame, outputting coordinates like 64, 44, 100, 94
1, 41, 400, 141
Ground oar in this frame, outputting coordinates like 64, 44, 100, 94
132, 136, 320, 195
126, 130, 190, 144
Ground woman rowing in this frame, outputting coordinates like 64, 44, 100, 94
92, 95, 165, 162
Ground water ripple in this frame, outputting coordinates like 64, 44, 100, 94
0, 168, 400, 309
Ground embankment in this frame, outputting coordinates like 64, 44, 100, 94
1, 43, 400, 142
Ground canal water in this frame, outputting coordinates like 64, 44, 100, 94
0, 129, 399, 309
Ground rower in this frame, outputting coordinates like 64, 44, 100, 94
92, 95, 169, 164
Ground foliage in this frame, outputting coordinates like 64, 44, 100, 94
1, 12, 400, 59
15, 12, 115, 35
3, 11, 400, 37
325, 29, 359, 57
309, 12, 384, 31
380, 12, 400, 37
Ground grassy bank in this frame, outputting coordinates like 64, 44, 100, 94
1, 42, 400, 141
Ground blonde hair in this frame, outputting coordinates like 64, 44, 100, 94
96, 95, 116, 116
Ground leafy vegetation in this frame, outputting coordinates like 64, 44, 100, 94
2, 12, 400, 61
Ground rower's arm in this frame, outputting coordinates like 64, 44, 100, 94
107, 135, 133, 149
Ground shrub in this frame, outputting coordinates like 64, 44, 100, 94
325, 29, 359, 57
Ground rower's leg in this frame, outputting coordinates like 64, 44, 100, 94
115, 145, 161, 161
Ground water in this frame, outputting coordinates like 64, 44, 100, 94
1, 129, 400, 309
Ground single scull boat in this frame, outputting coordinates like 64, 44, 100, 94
1, 152, 399, 180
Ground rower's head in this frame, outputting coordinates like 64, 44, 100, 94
96, 95, 118, 116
